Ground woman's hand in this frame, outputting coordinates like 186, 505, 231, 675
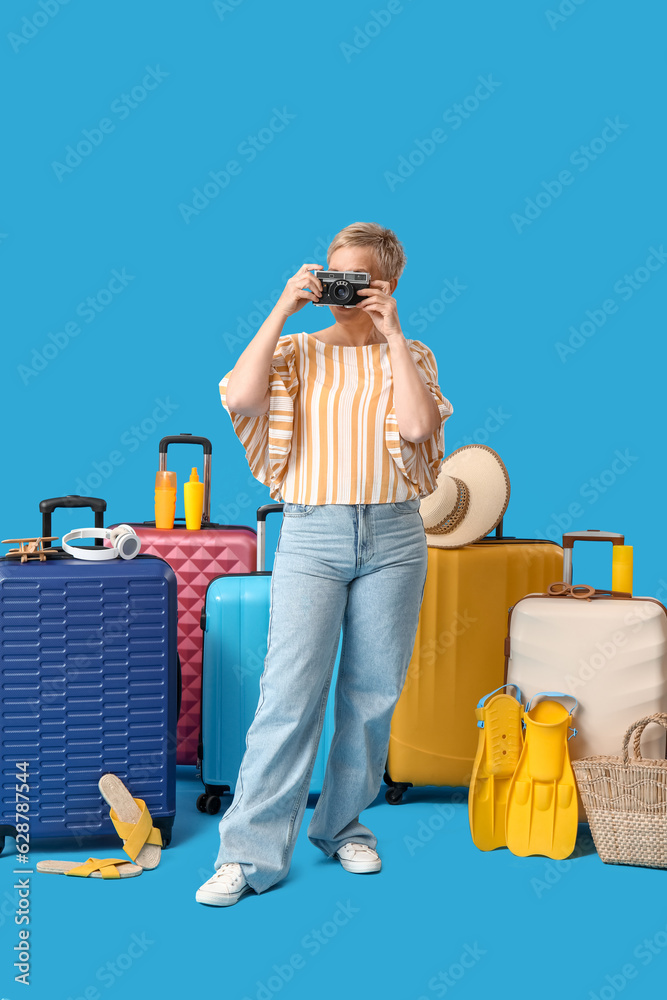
274, 264, 324, 318
355, 280, 404, 340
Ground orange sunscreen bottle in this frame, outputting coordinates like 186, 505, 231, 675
155, 471, 177, 529
612, 545, 633, 595
184, 467, 204, 530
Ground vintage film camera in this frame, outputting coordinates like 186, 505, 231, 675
313, 271, 371, 308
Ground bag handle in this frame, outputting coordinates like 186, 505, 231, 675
622, 713, 667, 764
562, 530, 625, 549
40, 495, 106, 545
562, 529, 625, 585
158, 434, 212, 524
256, 503, 285, 573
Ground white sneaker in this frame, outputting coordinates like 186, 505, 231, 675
195, 863, 253, 906
334, 842, 382, 873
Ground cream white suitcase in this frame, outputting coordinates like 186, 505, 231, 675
505, 530, 667, 764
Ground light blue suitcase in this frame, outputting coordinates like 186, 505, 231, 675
196, 503, 340, 814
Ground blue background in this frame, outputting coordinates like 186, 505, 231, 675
2, 1, 666, 997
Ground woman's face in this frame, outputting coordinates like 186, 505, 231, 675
326, 247, 397, 323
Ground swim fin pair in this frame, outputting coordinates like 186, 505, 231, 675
469, 686, 578, 860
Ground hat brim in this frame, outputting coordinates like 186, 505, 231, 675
420, 444, 510, 548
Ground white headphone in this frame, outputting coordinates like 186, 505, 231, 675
61, 524, 141, 561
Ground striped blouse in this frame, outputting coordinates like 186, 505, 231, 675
219, 332, 453, 505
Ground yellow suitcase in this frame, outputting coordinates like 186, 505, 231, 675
384, 528, 563, 803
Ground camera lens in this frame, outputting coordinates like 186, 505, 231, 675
331, 280, 353, 304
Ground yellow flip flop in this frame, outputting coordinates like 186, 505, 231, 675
36, 857, 142, 879
98, 773, 163, 870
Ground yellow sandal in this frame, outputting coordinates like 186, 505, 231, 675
36, 857, 142, 879
98, 774, 163, 870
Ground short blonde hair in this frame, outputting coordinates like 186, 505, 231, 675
327, 222, 407, 281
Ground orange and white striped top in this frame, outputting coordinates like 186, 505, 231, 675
219, 332, 453, 505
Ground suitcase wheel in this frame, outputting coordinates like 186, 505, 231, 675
383, 770, 412, 805
385, 785, 409, 805
197, 793, 221, 815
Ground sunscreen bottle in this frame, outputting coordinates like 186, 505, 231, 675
184, 467, 204, 530
612, 545, 633, 595
155, 471, 177, 530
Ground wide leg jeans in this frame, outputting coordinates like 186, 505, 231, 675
213, 497, 429, 894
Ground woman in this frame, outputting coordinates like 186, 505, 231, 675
196, 222, 453, 906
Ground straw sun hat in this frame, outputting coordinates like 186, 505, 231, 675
418, 444, 511, 548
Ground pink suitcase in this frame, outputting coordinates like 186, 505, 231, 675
110, 434, 256, 764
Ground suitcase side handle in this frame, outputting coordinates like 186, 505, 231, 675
158, 434, 212, 524
562, 529, 625, 585
40, 495, 106, 543
256, 503, 284, 572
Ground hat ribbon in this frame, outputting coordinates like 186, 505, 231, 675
424, 476, 470, 535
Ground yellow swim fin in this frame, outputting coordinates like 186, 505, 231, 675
468, 684, 524, 851
505, 692, 578, 861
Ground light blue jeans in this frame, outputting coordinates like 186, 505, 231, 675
213, 498, 429, 894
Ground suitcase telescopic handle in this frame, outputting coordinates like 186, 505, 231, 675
158, 434, 212, 524
561, 529, 626, 585
40, 495, 106, 545
256, 503, 285, 572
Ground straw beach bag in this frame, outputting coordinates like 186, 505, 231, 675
572, 714, 667, 869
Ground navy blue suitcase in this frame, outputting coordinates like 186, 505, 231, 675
0, 496, 179, 855
196, 503, 340, 814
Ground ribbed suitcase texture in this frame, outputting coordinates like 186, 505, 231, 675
197, 504, 339, 813
385, 531, 563, 801
110, 434, 257, 765
506, 593, 667, 760
0, 497, 178, 854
